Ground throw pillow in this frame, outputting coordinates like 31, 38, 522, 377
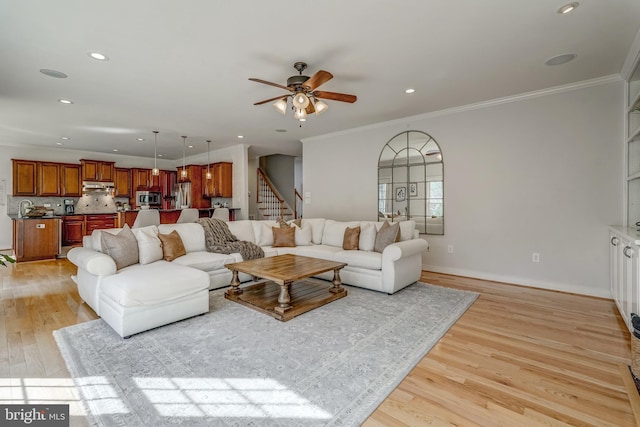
289, 218, 302, 228
131, 226, 163, 265
277, 217, 290, 228
272, 226, 296, 247
374, 221, 400, 253
359, 223, 377, 252
256, 222, 277, 246
292, 223, 312, 246
342, 226, 361, 250
100, 224, 139, 270
158, 230, 187, 261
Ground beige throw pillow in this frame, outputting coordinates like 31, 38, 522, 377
100, 224, 139, 270
374, 221, 400, 253
158, 230, 187, 261
342, 226, 361, 250
272, 226, 296, 247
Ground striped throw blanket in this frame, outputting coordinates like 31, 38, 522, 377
196, 218, 264, 260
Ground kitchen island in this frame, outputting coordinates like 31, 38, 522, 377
10, 216, 61, 262
116, 207, 238, 228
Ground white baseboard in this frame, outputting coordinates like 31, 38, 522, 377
422, 264, 612, 299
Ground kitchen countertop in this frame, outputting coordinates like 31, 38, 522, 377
7, 214, 64, 220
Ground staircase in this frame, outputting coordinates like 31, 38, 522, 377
256, 168, 296, 220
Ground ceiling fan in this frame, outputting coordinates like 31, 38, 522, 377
249, 62, 357, 121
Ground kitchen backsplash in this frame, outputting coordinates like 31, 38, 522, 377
75, 194, 119, 214
7, 194, 125, 215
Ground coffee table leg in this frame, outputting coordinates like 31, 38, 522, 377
226, 269, 243, 296
274, 280, 292, 313
330, 267, 345, 294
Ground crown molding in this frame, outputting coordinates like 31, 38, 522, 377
303, 74, 622, 144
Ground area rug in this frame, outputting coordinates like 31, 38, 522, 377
54, 281, 477, 427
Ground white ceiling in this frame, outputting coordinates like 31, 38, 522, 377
1, 0, 639, 160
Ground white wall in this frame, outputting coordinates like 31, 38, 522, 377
302, 78, 624, 297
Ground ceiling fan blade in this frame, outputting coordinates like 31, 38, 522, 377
254, 95, 289, 106
313, 91, 357, 103
248, 78, 291, 92
305, 102, 315, 115
302, 70, 333, 91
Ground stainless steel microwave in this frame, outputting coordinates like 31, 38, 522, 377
136, 191, 161, 208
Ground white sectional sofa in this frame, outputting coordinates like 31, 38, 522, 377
67, 218, 429, 337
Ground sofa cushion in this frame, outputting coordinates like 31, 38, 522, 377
358, 222, 377, 252
273, 226, 296, 247
172, 251, 236, 272
158, 230, 187, 261
342, 226, 360, 250
322, 220, 359, 247
100, 225, 139, 270
226, 220, 256, 243
291, 244, 342, 260
90, 228, 123, 252
131, 226, 163, 265
374, 221, 400, 253
158, 223, 206, 252
334, 250, 382, 270
398, 220, 417, 241
101, 261, 209, 307
302, 218, 326, 244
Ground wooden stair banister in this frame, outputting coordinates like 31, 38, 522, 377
257, 168, 296, 220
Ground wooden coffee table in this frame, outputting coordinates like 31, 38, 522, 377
224, 254, 347, 321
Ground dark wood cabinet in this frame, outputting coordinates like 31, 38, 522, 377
202, 162, 232, 198
179, 165, 210, 209
62, 215, 85, 246
115, 168, 132, 197
81, 159, 115, 182
85, 214, 117, 235
131, 168, 152, 190
13, 218, 60, 262
37, 162, 61, 196
160, 170, 176, 209
61, 163, 82, 196
12, 159, 37, 196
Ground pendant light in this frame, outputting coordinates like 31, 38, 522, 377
152, 131, 159, 176
206, 140, 212, 180
180, 136, 188, 179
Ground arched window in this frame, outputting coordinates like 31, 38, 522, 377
378, 130, 444, 235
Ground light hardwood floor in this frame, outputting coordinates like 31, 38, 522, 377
0, 261, 636, 426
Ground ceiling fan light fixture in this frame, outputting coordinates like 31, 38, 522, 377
314, 99, 328, 115
294, 108, 307, 121
272, 98, 288, 115
292, 92, 310, 110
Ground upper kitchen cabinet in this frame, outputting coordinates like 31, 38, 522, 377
131, 168, 152, 190
12, 159, 37, 196
60, 163, 82, 196
81, 159, 115, 182
37, 162, 61, 196
115, 168, 132, 197
202, 162, 233, 197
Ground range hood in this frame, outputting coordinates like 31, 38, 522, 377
82, 181, 115, 193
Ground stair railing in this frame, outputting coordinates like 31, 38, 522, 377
257, 168, 286, 220
294, 188, 303, 219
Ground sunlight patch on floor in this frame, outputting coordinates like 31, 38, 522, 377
133, 377, 333, 419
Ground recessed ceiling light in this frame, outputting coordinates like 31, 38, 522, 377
188, 145, 193, 148
88, 52, 109, 61
557, 2, 579, 14
40, 69, 67, 78
58, 99, 74, 104
275, 129, 287, 133
61, 136, 70, 140
112, 149, 119, 152
158, 154, 163, 157
545, 53, 576, 66
56, 142, 63, 146
405, 88, 415, 94
237, 135, 244, 139
136, 138, 144, 141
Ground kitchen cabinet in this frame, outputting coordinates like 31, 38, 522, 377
12, 218, 60, 262
81, 159, 115, 182
37, 162, 61, 196
61, 163, 82, 196
179, 165, 210, 209
115, 168, 132, 197
160, 170, 176, 209
132, 168, 152, 190
12, 159, 37, 196
62, 215, 85, 246
85, 214, 117, 235
203, 162, 232, 198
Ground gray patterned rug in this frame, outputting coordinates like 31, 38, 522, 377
54, 281, 477, 427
